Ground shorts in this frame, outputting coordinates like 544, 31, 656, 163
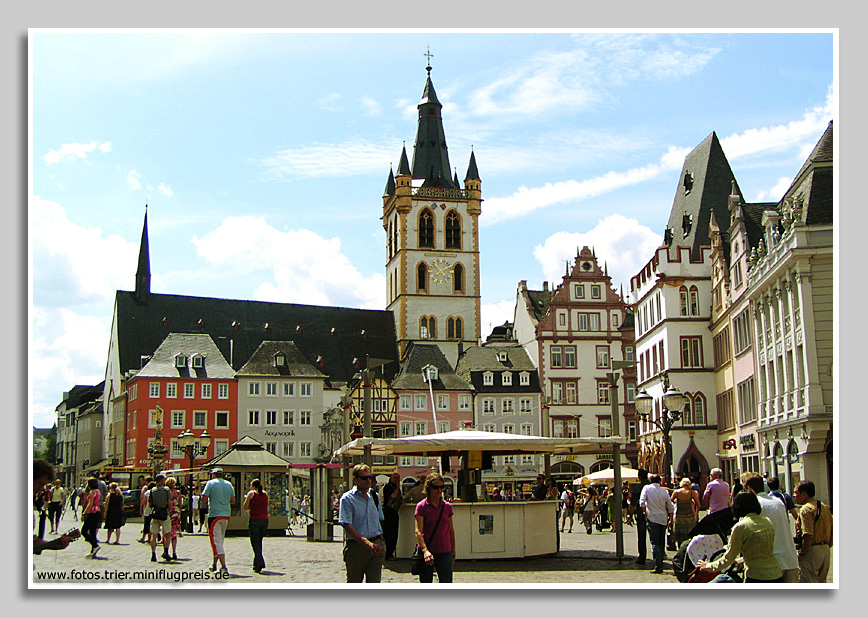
149, 516, 171, 535
208, 516, 230, 556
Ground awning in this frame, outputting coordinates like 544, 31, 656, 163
333, 429, 626, 459
574, 466, 642, 485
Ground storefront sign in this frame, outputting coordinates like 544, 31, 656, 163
739, 434, 756, 450
722, 438, 737, 450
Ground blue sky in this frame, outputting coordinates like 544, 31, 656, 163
29, 31, 835, 428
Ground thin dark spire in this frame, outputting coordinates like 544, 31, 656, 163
134, 205, 151, 305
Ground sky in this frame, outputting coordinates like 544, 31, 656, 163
29, 30, 835, 429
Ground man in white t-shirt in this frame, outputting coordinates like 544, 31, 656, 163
560, 485, 575, 533
743, 472, 799, 582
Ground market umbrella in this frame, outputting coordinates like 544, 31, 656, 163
574, 466, 641, 485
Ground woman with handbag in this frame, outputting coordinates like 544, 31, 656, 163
413, 472, 455, 583
80, 478, 102, 558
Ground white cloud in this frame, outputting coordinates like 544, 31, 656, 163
754, 177, 793, 203
255, 138, 397, 180
31, 308, 110, 427
720, 89, 834, 161
467, 36, 719, 120
483, 147, 687, 226
191, 216, 385, 310
43, 140, 111, 165
30, 196, 140, 307
360, 96, 381, 116
127, 169, 142, 191
533, 214, 662, 296
156, 182, 174, 197
316, 92, 343, 111
483, 89, 833, 226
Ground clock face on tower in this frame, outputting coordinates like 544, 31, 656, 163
431, 258, 451, 284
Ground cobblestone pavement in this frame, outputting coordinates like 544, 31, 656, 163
32, 510, 830, 586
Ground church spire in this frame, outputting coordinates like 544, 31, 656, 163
411, 52, 456, 189
134, 205, 151, 305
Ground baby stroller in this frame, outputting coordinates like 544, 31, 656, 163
594, 496, 610, 531
673, 508, 740, 583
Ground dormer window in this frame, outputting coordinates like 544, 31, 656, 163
482, 372, 494, 386
519, 372, 531, 386
501, 372, 513, 386
274, 353, 286, 368
174, 354, 187, 368
423, 364, 438, 382
191, 354, 204, 369
497, 352, 508, 363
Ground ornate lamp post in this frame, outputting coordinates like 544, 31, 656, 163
634, 381, 687, 486
177, 428, 212, 533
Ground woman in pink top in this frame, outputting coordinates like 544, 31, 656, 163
414, 472, 455, 583
80, 478, 102, 558
242, 479, 269, 573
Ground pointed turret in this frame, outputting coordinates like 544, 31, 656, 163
465, 149, 480, 182
384, 167, 396, 196
397, 144, 411, 177
411, 63, 456, 189
134, 207, 151, 305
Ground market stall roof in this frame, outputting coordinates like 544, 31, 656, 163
574, 467, 642, 485
333, 428, 626, 459
205, 436, 292, 469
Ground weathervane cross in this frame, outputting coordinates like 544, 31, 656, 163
425, 45, 434, 72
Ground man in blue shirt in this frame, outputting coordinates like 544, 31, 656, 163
338, 464, 385, 583
201, 467, 235, 577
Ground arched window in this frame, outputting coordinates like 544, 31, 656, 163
453, 263, 464, 293
417, 262, 428, 292
419, 208, 434, 248
683, 393, 706, 425
447, 316, 463, 340
445, 210, 461, 249
420, 316, 437, 339
689, 286, 700, 316
679, 286, 689, 316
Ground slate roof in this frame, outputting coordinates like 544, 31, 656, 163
136, 332, 235, 379
113, 291, 400, 388
236, 340, 327, 379
665, 132, 742, 261
390, 342, 471, 391
526, 289, 552, 322
454, 344, 541, 394
411, 72, 457, 189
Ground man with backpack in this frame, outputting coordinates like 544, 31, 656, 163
560, 484, 575, 533
148, 474, 172, 562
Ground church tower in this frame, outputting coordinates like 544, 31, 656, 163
382, 60, 482, 365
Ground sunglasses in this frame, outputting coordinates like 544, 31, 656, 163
356, 475, 373, 480
430, 484, 445, 490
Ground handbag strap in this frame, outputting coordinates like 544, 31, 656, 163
422, 500, 446, 547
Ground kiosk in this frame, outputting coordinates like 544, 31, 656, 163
334, 428, 627, 559
204, 436, 290, 535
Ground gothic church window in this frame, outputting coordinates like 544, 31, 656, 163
445, 210, 461, 249
419, 208, 435, 248
453, 263, 464, 293
417, 262, 428, 292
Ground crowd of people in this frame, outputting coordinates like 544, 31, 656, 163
34, 458, 832, 584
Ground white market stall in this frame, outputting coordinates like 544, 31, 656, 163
333, 428, 627, 560
575, 466, 642, 485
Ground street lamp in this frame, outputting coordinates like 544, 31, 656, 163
634, 382, 687, 486
177, 428, 212, 533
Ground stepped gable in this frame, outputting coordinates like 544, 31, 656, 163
390, 341, 471, 391
113, 291, 399, 387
